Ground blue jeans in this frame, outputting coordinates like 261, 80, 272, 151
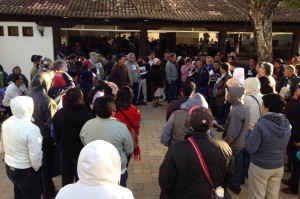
132, 82, 140, 105
120, 170, 128, 187
230, 149, 243, 192
6, 164, 41, 199
195, 86, 207, 99
168, 80, 178, 103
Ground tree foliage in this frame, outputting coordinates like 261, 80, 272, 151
284, 0, 300, 11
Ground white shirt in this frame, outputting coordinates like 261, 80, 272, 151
2, 83, 23, 107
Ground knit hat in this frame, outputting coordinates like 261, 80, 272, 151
226, 77, 240, 87
244, 77, 261, 95
180, 93, 208, 110
153, 58, 160, 65
189, 106, 213, 132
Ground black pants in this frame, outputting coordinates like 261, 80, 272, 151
41, 137, 56, 196
60, 152, 80, 187
6, 164, 41, 199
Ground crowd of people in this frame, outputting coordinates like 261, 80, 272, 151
0, 48, 299, 199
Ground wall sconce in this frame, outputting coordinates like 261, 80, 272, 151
37, 25, 44, 36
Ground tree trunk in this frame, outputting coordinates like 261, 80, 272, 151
247, 0, 282, 62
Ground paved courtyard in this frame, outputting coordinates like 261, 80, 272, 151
0, 101, 298, 199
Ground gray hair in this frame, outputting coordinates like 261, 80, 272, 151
261, 62, 274, 76
285, 65, 295, 74
53, 59, 67, 71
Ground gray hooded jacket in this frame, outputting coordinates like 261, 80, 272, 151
28, 72, 57, 138
224, 86, 250, 149
246, 112, 291, 169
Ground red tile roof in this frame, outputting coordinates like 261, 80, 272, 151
0, 0, 299, 23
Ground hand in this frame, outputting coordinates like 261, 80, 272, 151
294, 141, 300, 147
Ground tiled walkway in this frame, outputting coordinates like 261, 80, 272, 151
0, 101, 298, 199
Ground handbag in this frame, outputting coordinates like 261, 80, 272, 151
187, 136, 224, 199
119, 109, 141, 161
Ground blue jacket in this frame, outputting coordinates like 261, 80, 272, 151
246, 112, 291, 169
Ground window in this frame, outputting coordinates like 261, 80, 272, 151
22, 27, 33, 37
0, 26, 3, 36
8, 26, 19, 36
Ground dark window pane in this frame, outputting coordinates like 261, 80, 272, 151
22, 27, 33, 37
0, 26, 3, 36
8, 26, 19, 36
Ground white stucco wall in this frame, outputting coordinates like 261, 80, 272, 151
0, 22, 54, 82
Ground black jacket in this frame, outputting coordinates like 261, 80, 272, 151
280, 74, 300, 97
28, 72, 57, 138
159, 132, 235, 199
52, 103, 92, 154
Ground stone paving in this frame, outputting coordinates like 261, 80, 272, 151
0, 101, 298, 199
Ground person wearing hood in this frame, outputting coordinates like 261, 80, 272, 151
55, 140, 134, 199
89, 52, 106, 81
223, 84, 250, 194
149, 58, 165, 107
28, 72, 58, 198
161, 93, 208, 147
233, 67, 245, 86
125, 53, 141, 105
246, 94, 291, 199
241, 77, 263, 184
0, 96, 43, 199
159, 106, 235, 198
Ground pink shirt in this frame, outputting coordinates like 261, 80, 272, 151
181, 65, 194, 82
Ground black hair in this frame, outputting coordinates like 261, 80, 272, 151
142, 56, 149, 62
220, 63, 229, 72
262, 94, 286, 113
185, 58, 192, 63
230, 61, 239, 68
295, 52, 300, 57
195, 58, 201, 63
87, 80, 107, 105
163, 50, 170, 54
0, 64, 4, 72
181, 80, 196, 96
12, 66, 21, 73
228, 56, 236, 61
68, 71, 79, 78
94, 95, 116, 118
12, 74, 22, 83
66, 87, 83, 104
31, 55, 37, 62
295, 65, 300, 76
148, 51, 155, 56
250, 56, 258, 63
116, 53, 126, 61
115, 86, 133, 111
200, 53, 206, 57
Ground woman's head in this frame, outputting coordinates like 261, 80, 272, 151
115, 86, 133, 111
262, 94, 285, 114
12, 66, 21, 74
189, 106, 213, 132
259, 62, 273, 76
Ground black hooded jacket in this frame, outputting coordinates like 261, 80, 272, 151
28, 72, 57, 138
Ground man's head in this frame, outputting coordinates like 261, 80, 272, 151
229, 61, 239, 72
53, 59, 67, 72
94, 96, 116, 118
163, 50, 170, 59
249, 57, 258, 67
214, 54, 221, 62
259, 62, 273, 76
284, 65, 295, 78
214, 61, 220, 71
274, 59, 284, 69
116, 53, 126, 65
262, 93, 285, 114
199, 53, 206, 62
181, 80, 196, 97
69, 54, 78, 63
148, 51, 155, 60
66, 87, 84, 104
12, 74, 23, 87
220, 63, 229, 74
169, 53, 177, 63
189, 106, 213, 132
142, 56, 149, 65
205, 56, 213, 65
194, 58, 202, 68
227, 56, 236, 64
127, 53, 136, 63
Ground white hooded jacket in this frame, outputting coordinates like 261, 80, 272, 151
0, 96, 43, 171
55, 140, 134, 199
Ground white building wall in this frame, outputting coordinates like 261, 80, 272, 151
0, 22, 54, 82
